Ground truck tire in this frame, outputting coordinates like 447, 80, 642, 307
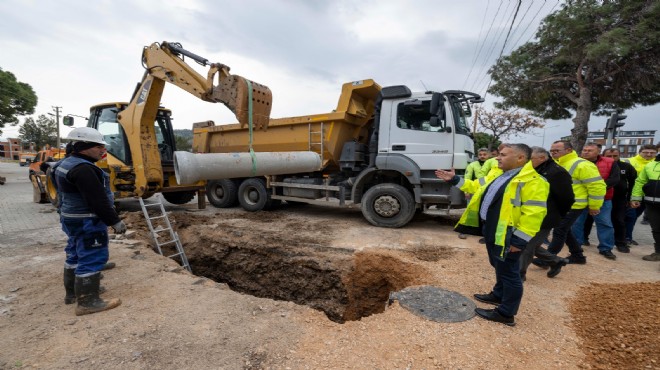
45, 167, 60, 208
162, 191, 196, 205
361, 183, 416, 228
238, 178, 276, 212
206, 179, 238, 208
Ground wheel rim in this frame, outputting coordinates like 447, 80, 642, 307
214, 187, 225, 198
373, 195, 401, 217
245, 187, 260, 205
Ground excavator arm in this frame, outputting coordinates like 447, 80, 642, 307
118, 41, 272, 196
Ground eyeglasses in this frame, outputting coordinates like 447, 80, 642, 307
549, 149, 564, 153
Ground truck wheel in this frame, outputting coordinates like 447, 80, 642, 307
45, 168, 60, 207
238, 178, 271, 212
361, 184, 416, 228
206, 179, 238, 208
162, 191, 196, 205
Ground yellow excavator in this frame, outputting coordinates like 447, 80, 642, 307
58, 41, 272, 207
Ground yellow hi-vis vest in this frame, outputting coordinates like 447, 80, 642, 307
623, 154, 653, 174
456, 161, 549, 259
476, 157, 498, 178
461, 166, 503, 195
556, 151, 606, 210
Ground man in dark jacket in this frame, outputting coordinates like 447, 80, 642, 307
603, 148, 637, 253
521, 147, 575, 279
55, 127, 126, 316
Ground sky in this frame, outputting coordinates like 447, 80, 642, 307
1, 0, 658, 147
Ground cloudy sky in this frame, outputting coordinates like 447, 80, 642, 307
1, 0, 658, 146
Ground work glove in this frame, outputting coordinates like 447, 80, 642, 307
112, 221, 127, 234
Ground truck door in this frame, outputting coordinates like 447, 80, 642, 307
382, 98, 454, 170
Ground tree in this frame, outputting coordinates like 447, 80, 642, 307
473, 132, 501, 152
0, 68, 38, 135
19, 115, 57, 150
174, 129, 192, 152
474, 107, 545, 149
488, 0, 660, 152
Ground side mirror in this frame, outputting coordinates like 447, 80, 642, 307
430, 93, 445, 115
63, 116, 74, 126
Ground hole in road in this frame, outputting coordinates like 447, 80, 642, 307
136, 211, 432, 323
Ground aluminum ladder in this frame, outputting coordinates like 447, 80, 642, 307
138, 196, 192, 273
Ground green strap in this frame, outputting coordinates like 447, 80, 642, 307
246, 79, 257, 175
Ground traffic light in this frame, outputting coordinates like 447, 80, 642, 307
606, 112, 627, 129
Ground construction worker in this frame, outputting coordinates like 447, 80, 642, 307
571, 142, 619, 260
623, 144, 658, 245
602, 148, 637, 253
630, 154, 660, 261
436, 143, 549, 326
476, 145, 503, 178
54, 127, 125, 316
465, 148, 490, 181
546, 140, 606, 264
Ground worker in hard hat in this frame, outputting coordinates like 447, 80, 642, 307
53, 127, 125, 316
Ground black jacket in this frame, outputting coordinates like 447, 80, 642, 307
534, 159, 575, 229
613, 160, 637, 202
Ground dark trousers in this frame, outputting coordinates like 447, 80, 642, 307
548, 208, 585, 257
485, 240, 523, 317
645, 203, 660, 252
611, 197, 628, 247
625, 204, 646, 241
519, 228, 564, 276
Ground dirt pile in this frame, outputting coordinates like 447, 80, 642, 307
570, 282, 660, 369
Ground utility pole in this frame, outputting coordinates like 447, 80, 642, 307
52, 106, 62, 149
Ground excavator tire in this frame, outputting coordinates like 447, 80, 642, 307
162, 191, 196, 205
206, 179, 239, 208
45, 167, 60, 207
361, 183, 416, 228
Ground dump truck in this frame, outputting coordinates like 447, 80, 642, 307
178, 79, 482, 228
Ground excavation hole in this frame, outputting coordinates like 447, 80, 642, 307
124, 211, 434, 323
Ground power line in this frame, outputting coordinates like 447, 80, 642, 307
507, 0, 549, 53
502, 0, 536, 55
463, 0, 492, 90
465, 0, 505, 92
470, 0, 517, 93
482, 0, 523, 100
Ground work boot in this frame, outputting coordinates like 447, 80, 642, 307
567, 254, 587, 264
616, 244, 630, 253
102, 262, 116, 271
63, 268, 76, 305
74, 273, 121, 316
547, 258, 568, 278
642, 252, 660, 261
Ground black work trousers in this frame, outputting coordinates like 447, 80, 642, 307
645, 203, 660, 252
611, 197, 628, 247
547, 208, 585, 257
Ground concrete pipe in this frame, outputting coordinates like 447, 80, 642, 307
174, 151, 322, 184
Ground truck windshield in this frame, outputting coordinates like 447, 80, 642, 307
448, 97, 471, 136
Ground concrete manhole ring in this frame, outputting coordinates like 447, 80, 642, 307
389, 285, 476, 323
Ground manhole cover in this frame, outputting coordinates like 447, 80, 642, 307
389, 285, 476, 323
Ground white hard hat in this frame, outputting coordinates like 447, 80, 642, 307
66, 127, 107, 145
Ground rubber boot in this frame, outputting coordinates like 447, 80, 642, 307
75, 273, 121, 316
64, 268, 76, 305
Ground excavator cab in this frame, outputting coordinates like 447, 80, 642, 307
87, 102, 176, 167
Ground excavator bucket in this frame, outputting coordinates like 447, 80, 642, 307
212, 75, 272, 130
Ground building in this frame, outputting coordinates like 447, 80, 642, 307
0, 138, 34, 160
562, 129, 657, 158
588, 130, 656, 158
